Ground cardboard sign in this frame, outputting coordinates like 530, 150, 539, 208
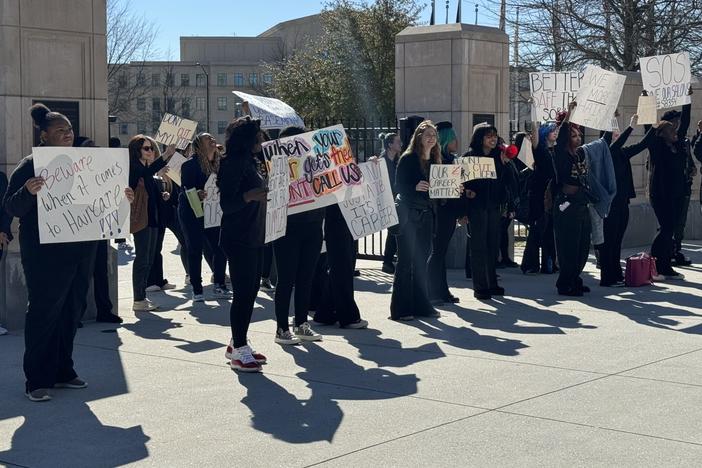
517, 137, 534, 170
33, 147, 130, 244
165, 152, 187, 186
637, 95, 658, 125
639, 52, 691, 109
233, 91, 304, 130
155, 113, 198, 150
571, 65, 627, 131
529, 71, 584, 122
203, 174, 222, 229
265, 154, 290, 243
339, 161, 398, 240
457, 156, 497, 181
261, 124, 364, 215
429, 164, 462, 198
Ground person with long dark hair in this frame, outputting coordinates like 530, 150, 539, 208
3, 104, 133, 401
390, 120, 442, 320
380, 132, 401, 274
496, 142, 521, 268
218, 116, 268, 372
178, 133, 230, 302
128, 135, 175, 312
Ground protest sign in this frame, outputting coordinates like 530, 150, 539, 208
165, 152, 187, 186
186, 188, 204, 218
637, 95, 658, 125
517, 137, 534, 169
609, 116, 620, 133
639, 52, 691, 109
429, 164, 462, 198
339, 161, 398, 240
265, 154, 290, 243
234, 91, 304, 130
203, 174, 222, 229
529, 71, 584, 122
261, 124, 364, 215
33, 147, 130, 244
457, 156, 497, 182
571, 66, 627, 131
154, 113, 198, 150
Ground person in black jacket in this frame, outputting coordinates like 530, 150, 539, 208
380, 132, 401, 274
178, 133, 229, 302
128, 135, 175, 312
218, 116, 268, 373
390, 120, 443, 320
600, 115, 655, 286
0, 169, 13, 263
496, 142, 521, 268
3, 103, 133, 401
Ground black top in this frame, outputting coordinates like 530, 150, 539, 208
461, 147, 506, 211
178, 157, 215, 222
0, 171, 13, 240
394, 152, 432, 210
603, 126, 655, 204
645, 103, 691, 201
218, 154, 267, 247
529, 144, 556, 221
553, 122, 587, 188
381, 150, 399, 196
129, 157, 167, 228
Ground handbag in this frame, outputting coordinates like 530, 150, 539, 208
625, 252, 658, 287
130, 178, 149, 234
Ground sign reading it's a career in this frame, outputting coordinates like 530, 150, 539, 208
155, 113, 198, 150
429, 164, 462, 198
456, 156, 497, 182
33, 147, 130, 244
639, 52, 691, 109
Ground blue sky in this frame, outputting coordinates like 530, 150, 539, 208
136, 0, 498, 59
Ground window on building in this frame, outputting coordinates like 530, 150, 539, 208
136, 72, 146, 87
234, 103, 243, 118
217, 73, 227, 86
196, 97, 206, 111
181, 74, 190, 87
182, 98, 191, 118
152, 98, 161, 111
120, 123, 129, 135
151, 73, 160, 87
137, 98, 146, 111
166, 97, 176, 113
152, 120, 161, 133
248, 73, 258, 86
137, 120, 146, 134
234, 73, 244, 87
165, 72, 174, 86
196, 74, 206, 87
217, 97, 227, 111
218, 121, 227, 134
118, 72, 128, 88
263, 73, 273, 85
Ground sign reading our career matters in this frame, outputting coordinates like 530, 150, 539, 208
429, 164, 462, 198
234, 91, 304, 130
203, 174, 222, 229
456, 156, 497, 182
338, 160, 398, 240
529, 71, 584, 122
33, 147, 130, 244
571, 65, 627, 131
265, 154, 290, 243
154, 113, 198, 150
261, 124, 364, 215
640, 52, 692, 109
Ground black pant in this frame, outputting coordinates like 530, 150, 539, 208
273, 223, 323, 330
464, 227, 472, 278
673, 194, 691, 256
180, 210, 226, 294
93, 240, 113, 317
600, 199, 629, 285
427, 205, 457, 300
391, 206, 434, 319
468, 205, 500, 293
382, 232, 397, 264
498, 216, 512, 262
147, 216, 190, 287
521, 213, 556, 272
553, 193, 591, 292
222, 243, 262, 348
22, 242, 97, 392
132, 227, 159, 301
262, 244, 273, 278
651, 196, 682, 273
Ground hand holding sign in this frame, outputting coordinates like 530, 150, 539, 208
25, 177, 45, 195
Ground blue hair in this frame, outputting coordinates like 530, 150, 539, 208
538, 123, 557, 150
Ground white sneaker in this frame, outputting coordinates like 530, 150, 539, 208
133, 300, 158, 311
117, 242, 131, 251
213, 285, 233, 298
229, 346, 262, 373
145, 285, 161, 292
225, 339, 266, 364
192, 292, 204, 302
342, 319, 368, 329
293, 322, 323, 342
0, 325, 7, 336
275, 328, 301, 345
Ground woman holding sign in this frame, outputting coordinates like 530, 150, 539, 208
178, 133, 230, 302
3, 104, 134, 401
390, 120, 442, 320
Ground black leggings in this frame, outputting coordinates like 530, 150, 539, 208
180, 211, 227, 294
222, 244, 262, 348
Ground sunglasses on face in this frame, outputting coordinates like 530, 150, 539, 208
141, 145, 154, 152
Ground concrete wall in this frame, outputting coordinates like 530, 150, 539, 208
0, 0, 112, 329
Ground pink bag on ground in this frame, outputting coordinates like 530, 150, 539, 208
625, 253, 658, 287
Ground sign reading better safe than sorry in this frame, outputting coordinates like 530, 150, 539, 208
530, 71, 584, 122
154, 113, 198, 150
234, 91, 304, 130
261, 124, 363, 215
33, 147, 130, 244
571, 65, 627, 131
639, 52, 692, 109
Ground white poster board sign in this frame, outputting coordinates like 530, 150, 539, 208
637, 95, 658, 125
165, 152, 187, 186
529, 71, 584, 122
234, 91, 304, 130
428, 164, 462, 198
203, 174, 222, 229
339, 161, 398, 240
155, 113, 198, 150
571, 66, 627, 131
639, 52, 691, 109
456, 156, 497, 182
517, 137, 534, 170
33, 147, 130, 244
265, 154, 290, 243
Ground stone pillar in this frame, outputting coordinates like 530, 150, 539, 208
0, 0, 112, 329
395, 24, 510, 268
